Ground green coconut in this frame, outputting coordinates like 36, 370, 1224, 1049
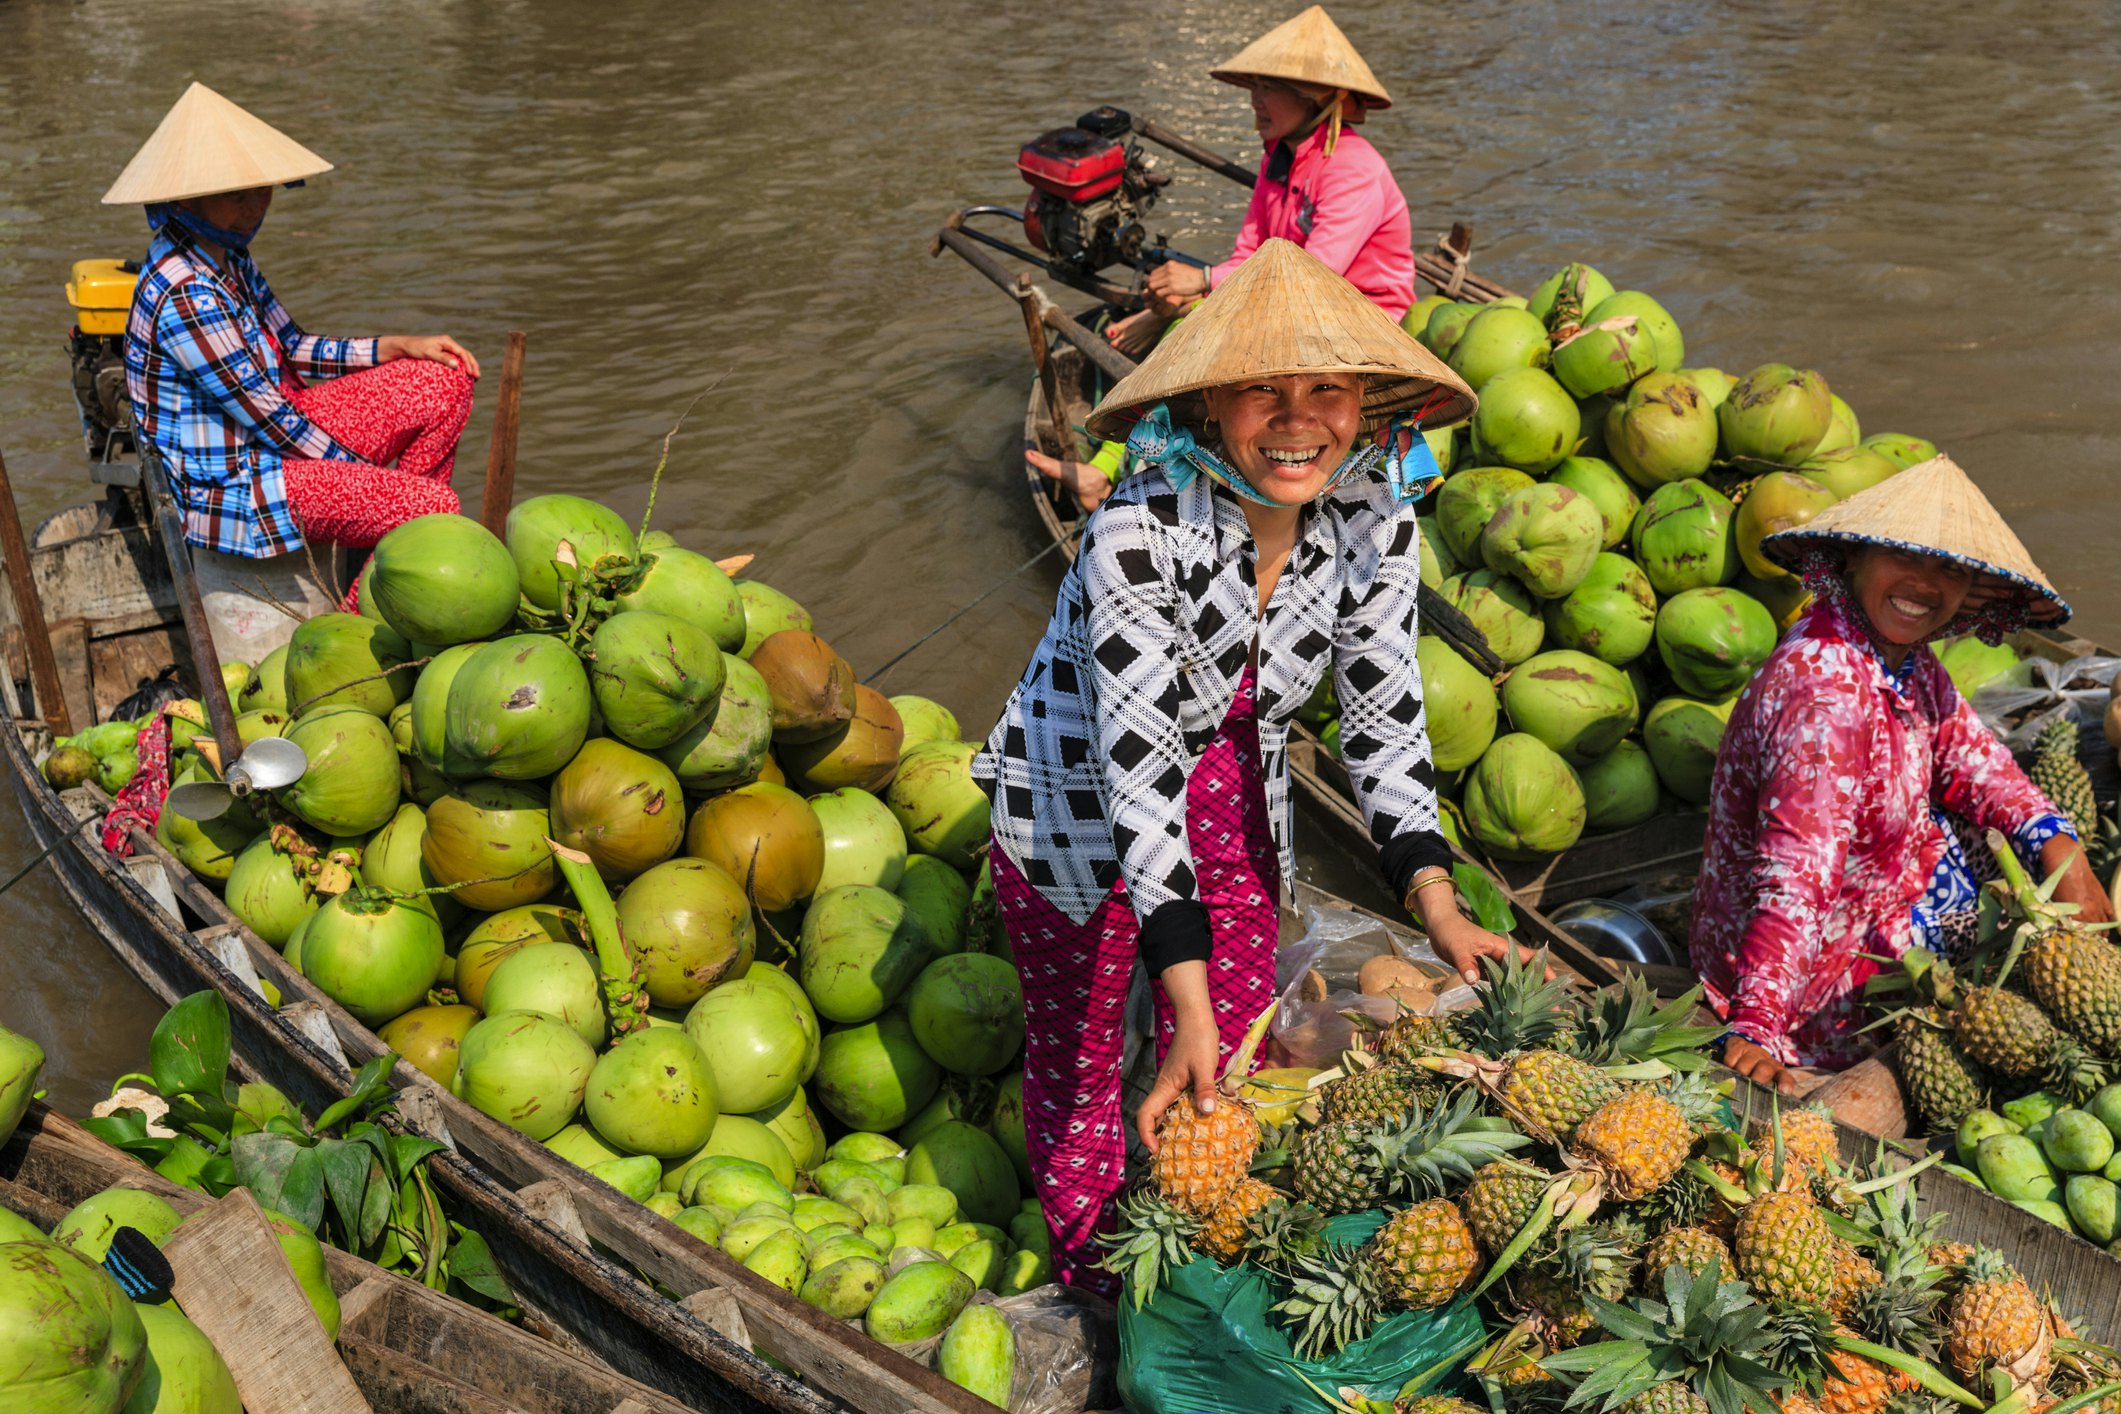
485, 942, 606, 1049
1551, 316, 1658, 400
1605, 372, 1719, 489
454, 1011, 597, 1141
813, 1010, 942, 1133
1584, 292, 1684, 372
378, 1004, 479, 1088
781, 685, 903, 795
153, 800, 254, 885
1656, 587, 1777, 699
1417, 302, 1479, 360
615, 546, 747, 653
1546, 458, 1639, 550
1542, 553, 1658, 667
53, 1189, 184, 1262
1735, 471, 1840, 581
454, 903, 583, 1011
1480, 483, 1604, 599
406, 640, 487, 777
747, 1085, 825, 1173
658, 653, 774, 791
905, 1121, 1021, 1228
1470, 367, 1579, 475
1861, 433, 1939, 470
123, 1300, 241, 1414
684, 976, 812, 1114
1401, 293, 1455, 338
890, 696, 960, 752
884, 740, 990, 871
1526, 262, 1616, 331
617, 857, 755, 1008
504, 494, 637, 612
1810, 394, 1862, 456
0, 1029, 43, 1155
1500, 650, 1637, 766
1442, 570, 1545, 666
361, 802, 460, 930
584, 1028, 720, 1159
283, 612, 412, 719
0, 1240, 147, 1412
549, 738, 686, 880
1461, 733, 1587, 860
1446, 306, 1550, 393
1415, 637, 1498, 773
300, 890, 445, 1027
1676, 367, 1736, 409
737, 581, 814, 658
905, 955, 1024, 1078
238, 644, 289, 713
1937, 637, 2024, 700
1415, 514, 1459, 590
799, 885, 939, 1025
223, 833, 317, 946
1630, 478, 1740, 596
811, 787, 910, 893
1718, 364, 1833, 468
279, 706, 402, 836
751, 631, 858, 744
1643, 695, 1738, 805
1578, 740, 1661, 831
1435, 467, 1535, 565
367, 513, 520, 645
896, 855, 972, 956
590, 610, 725, 751
1796, 446, 1900, 502
421, 779, 556, 911
444, 634, 593, 780
683, 782, 825, 911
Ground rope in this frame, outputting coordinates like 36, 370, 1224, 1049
862, 538, 1067, 686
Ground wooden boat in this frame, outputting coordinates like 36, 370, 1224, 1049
0, 1100, 698, 1414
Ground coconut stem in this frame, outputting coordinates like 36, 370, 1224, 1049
545, 838, 648, 1037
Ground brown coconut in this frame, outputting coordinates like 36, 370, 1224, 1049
683, 781, 826, 912
750, 630, 858, 743
779, 685, 905, 794
549, 738, 686, 880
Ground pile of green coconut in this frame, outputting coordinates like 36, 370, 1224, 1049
1302, 262, 1997, 860
144, 497, 1036, 1391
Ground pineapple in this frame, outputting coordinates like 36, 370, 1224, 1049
1294, 1088, 1531, 1217
1841, 1160, 1948, 1362
1733, 1190, 1837, 1306
1756, 1104, 1839, 1182
1617, 1385, 1711, 1414
1927, 1242, 1974, 1279
1569, 972, 1724, 1071
1234, 1190, 1329, 1274
1322, 1059, 1436, 1128
1989, 831, 2121, 1058
1097, 1188, 1200, 1310
1194, 1177, 1280, 1264
1291, 1119, 1387, 1215
1892, 1007, 1993, 1133
1569, 1086, 1700, 1200
1512, 1268, 1598, 1349
1759, 1302, 1893, 1414
1943, 1247, 2051, 1388
1641, 1226, 1732, 1291
1397, 1399, 1485, 1414
1519, 1223, 1637, 1349
2030, 718, 2097, 842
1816, 1345, 1895, 1414
1828, 1239, 1882, 1319
1463, 1160, 1554, 1256
1377, 1011, 1462, 1065
1447, 945, 1578, 1059
1150, 1092, 1260, 1214
1429, 1047, 1625, 1144
1273, 1198, 1480, 1356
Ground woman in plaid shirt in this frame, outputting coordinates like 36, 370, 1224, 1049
107, 84, 480, 563
974, 241, 1527, 1289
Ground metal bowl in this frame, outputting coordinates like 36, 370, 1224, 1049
1546, 897, 1677, 968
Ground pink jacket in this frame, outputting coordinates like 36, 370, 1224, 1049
1208, 126, 1415, 319
1688, 595, 2061, 1068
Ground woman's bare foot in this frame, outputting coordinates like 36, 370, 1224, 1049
1103, 309, 1163, 357
1027, 448, 1112, 514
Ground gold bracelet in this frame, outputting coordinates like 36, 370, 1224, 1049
1402, 867, 1453, 916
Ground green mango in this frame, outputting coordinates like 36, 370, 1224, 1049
2066, 1175, 2121, 1244
587, 1155, 663, 1204
996, 1246, 1051, 1295
938, 1303, 1016, 1406
1976, 1134, 2062, 1204
2001, 1092, 2063, 1132
864, 1260, 975, 1346
799, 1255, 887, 1319
743, 1227, 810, 1293
948, 1238, 1007, 1292
2043, 1110, 2116, 1173
885, 1183, 958, 1229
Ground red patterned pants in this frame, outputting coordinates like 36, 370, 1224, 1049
990, 667, 1281, 1294
282, 358, 475, 549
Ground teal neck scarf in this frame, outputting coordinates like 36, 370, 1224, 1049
1122, 402, 1442, 508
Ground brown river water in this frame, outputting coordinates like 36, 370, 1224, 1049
1, 0, 2117, 1106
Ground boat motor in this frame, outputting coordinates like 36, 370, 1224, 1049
66, 259, 140, 466
1015, 107, 1168, 279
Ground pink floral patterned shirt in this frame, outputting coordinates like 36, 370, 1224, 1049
1689, 594, 2061, 1067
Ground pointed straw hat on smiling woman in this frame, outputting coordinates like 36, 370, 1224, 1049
103, 81, 331, 206
1086, 237, 1474, 446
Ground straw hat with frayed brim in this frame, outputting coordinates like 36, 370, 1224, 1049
1762, 453, 2070, 621
1211, 6, 1391, 110
1086, 239, 1473, 441
103, 82, 332, 206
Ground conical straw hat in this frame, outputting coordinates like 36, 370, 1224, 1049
1211, 6, 1391, 110
1086, 238, 1474, 440
1762, 453, 2069, 619
103, 83, 332, 206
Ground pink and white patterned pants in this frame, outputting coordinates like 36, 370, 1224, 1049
283, 357, 475, 552
990, 666, 1281, 1294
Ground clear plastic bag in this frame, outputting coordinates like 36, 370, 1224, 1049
1971, 654, 2121, 751
1268, 900, 1462, 1068
986, 1284, 1119, 1414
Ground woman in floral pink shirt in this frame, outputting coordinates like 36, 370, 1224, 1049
1690, 455, 2111, 1093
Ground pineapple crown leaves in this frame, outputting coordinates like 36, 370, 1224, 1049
1383, 1086, 1537, 1200
1568, 976, 1724, 1072
1657, 1070, 1734, 1131
1544, 1220, 1641, 1297
1273, 1238, 1388, 1360
1755, 1300, 1840, 1397
1454, 947, 1581, 1060
1096, 1188, 1201, 1311
1243, 1193, 1330, 1271
1537, 1259, 1786, 1414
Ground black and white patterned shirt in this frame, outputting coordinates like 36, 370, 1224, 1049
973, 461, 1452, 972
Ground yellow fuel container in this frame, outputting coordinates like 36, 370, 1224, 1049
67, 259, 137, 336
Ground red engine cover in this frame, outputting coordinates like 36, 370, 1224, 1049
1017, 127, 1125, 203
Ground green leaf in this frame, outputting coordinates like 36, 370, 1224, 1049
314, 1138, 375, 1244
233, 1132, 327, 1231
390, 1134, 446, 1177
149, 993, 231, 1099
163, 1091, 235, 1144
80, 1111, 175, 1160
357, 1167, 394, 1251
1452, 862, 1517, 934
312, 1054, 396, 1134
265, 1114, 311, 1140
445, 1226, 513, 1303
153, 1135, 217, 1192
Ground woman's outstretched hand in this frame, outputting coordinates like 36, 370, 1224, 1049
379, 334, 481, 378
1027, 447, 1113, 514
1137, 960, 1223, 1152
1723, 1035, 1801, 1095
1423, 908, 1546, 985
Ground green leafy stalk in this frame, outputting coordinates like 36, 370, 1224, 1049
547, 839, 648, 1037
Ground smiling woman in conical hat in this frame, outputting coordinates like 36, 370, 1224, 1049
973, 239, 1513, 1292
1099, 4, 1412, 365
110, 83, 481, 576
1690, 454, 2108, 1096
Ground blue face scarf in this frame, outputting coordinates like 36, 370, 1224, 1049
1122, 401, 1442, 508
143, 188, 292, 252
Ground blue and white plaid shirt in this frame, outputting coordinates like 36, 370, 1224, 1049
124, 226, 379, 557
